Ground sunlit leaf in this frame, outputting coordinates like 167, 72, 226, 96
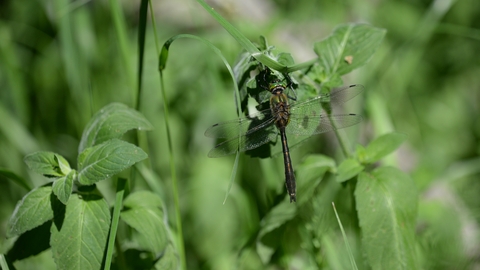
52, 170, 76, 204
78, 103, 153, 153
24, 152, 67, 177
355, 167, 419, 269
314, 24, 386, 78
50, 194, 110, 270
362, 132, 407, 164
7, 185, 55, 238
77, 139, 148, 185
336, 158, 364, 183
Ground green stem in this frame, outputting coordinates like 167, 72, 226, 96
150, 2, 186, 269
104, 178, 126, 270
329, 113, 351, 158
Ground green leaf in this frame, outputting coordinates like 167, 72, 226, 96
7, 185, 54, 237
78, 103, 153, 153
77, 139, 148, 185
314, 24, 386, 78
154, 244, 180, 270
24, 151, 68, 177
0, 168, 32, 191
121, 191, 168, 254
257, 200, 296, 263
55, 154, 72, 175
336, 158, 364, 183
195, 0, 288, 72
362, 132, 407, 164
355, 167, 419, 270
123, 190, 164, 210
296, 154, 336, 205
50, 194, 110, 270
52, 170, 76, 204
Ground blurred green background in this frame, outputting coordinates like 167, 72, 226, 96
1, 0, 480, 269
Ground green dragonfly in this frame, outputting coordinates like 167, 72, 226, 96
205, 79, 363, 202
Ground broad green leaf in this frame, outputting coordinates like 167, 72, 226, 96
336, 158, 364, 183
77, 139, 148, 185
154, 244, 180, 270
52, 170, 76, 204
362, 133, 407, 164
78, 103, 153, 153
7, 185, 54, 237
50, 194, 110, 270
296, 154, 336, 205
24, 151, 68, 177
0, 168, 32, 191
121, 191, 167, 254
314, 24, 386, 78
355, 167, 419, 270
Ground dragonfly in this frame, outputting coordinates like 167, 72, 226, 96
205, 78, 363, 203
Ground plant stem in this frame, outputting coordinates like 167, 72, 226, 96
150, 3, 186, 268
104, 177, 126, 270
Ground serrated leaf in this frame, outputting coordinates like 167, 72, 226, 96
7, 185, 54, 237
336, 158, 364, 183
52, 170, 76, 204
77, 139, 148, 185
24, 152, 67, 177
296, 154, 336, 205
50, 194, 110, 270
121, 192, 167, 254
0, 168, 32, 191
355, 167, 419, 270
78, 103, 153, 153
315, 24, 386, 77
363, 133, 407, 164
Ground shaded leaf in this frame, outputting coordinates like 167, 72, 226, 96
78, 103, 153, 153
77, 139, 148, 185
296, 154, 335, 205
154, 244, 180, 270
121, 191, 168, 255
336, 158, 364, 183
7, 185, 54, 238
24, 152, 67, 177
123, 190, 164, 210
355, 167, 419, 270
362, 132, 407, 164
257, 200, 296, 263
50, 194, 110, 270
7, 221, 52, 262
52, 170, 76, 204
315, 24, 386, 78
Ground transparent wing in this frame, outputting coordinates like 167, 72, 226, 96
205, 111, 279, 157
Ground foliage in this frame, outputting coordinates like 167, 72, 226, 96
0, 0, 479, 269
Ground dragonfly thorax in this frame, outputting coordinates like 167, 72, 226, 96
270, 92, 291, 129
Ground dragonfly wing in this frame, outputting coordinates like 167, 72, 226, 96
288, 113, 362, 135
207, 123, 278, 157
329, 84, 364, 105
